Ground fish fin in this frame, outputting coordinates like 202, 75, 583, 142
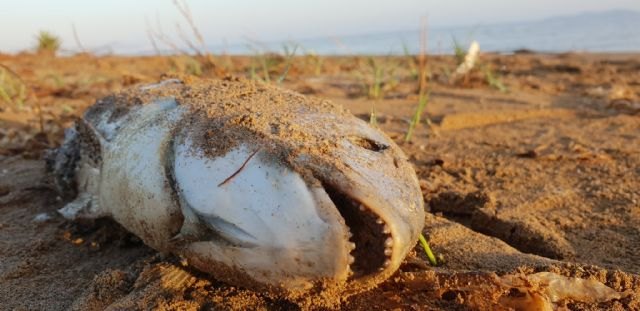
198, 213, 259, 247
176, 204, 257, 247
58, 193, 106, 220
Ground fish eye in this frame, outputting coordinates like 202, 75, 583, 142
348, 136, 389, 152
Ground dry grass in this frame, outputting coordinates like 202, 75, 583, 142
0, 65, 27, 109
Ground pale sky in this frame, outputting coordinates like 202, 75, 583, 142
1, 0, 639, 53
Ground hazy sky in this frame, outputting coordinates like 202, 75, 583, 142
2, 0, 639, 53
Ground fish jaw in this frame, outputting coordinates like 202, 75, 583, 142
171, 119, 424, 291
172, 140, 353, 289
290, 113, 426, 291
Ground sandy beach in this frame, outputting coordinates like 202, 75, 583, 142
1, 51, 639, 310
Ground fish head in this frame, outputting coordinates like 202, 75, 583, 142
290, 111, 426, 291
173, 91, 424, 294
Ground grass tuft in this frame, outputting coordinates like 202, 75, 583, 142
405, 92, 430, 142
452, 37, 466, 66
483, 66, 508, 92
367, 57, 384, 100
35, 31, 61, 55
276, 43, 298, 84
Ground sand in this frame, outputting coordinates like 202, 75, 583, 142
1, 52, 639, 310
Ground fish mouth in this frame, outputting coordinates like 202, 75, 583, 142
323, 183, 394, 279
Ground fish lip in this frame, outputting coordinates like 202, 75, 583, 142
321, 182, 397, 281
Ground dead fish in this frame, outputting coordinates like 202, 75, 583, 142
47, 77, 424, 297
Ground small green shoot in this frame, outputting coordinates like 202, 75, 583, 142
276, 44, 298, 84
452, 37, 466, 66
366, 57, 386, 126
418, 233, 438, 266
247, 43, 298, 84
249, 61, 259, 82
405, 91, 430, 142
367, 57, 384, 100
304, 51, 324, 76
185, 57, 203, 76
483, 66, 507, 93
405, 18, 432, 142
260, 54, 271, 83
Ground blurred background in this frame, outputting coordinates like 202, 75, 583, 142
2, 2, 640, 310
2, 0, 640, 55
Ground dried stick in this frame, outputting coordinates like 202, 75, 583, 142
217, 149, 261, 187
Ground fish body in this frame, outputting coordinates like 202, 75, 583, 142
49, 77, 425, 297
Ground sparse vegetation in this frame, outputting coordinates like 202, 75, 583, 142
303, 49, 324, 76
405, 19, 432, 142
247, 43, 298, 84
35, 31, 61, 55
483, 65, 508, 92
146, 0, 216, 73
367, 57, 384, 100
357, 56, 401, 101
249, 52, 277, 83
185, 57, 203, 76
365, 57, 387, 126
276, 43, 298, 84
452, 37, 466, 66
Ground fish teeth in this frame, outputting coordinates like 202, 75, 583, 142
384, 248, 393, 256
383, 224, 391, 234
376, 218, 384, 224
383, 259, 391, 268
385, 237, 393, 248
348, 255, 355, 264
348, 242, 356, 250
358, 204, 365, 211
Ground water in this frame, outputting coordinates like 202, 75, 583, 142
210, 10, 640, 55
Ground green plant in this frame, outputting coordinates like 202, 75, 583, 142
35, 31, 61, 54
452, 37, 466, 66
184, 57, 203, 76
247, 43, 298, 84
405, 92, 430, 142
405, 21, 432, 142
365, 57, 386, 126
483, 66, 507, 92
259, 53, 272, 83
418, 234, 438, 266
276, 43, 298, 84
304, 50, 324, 76
248, 51, 279, 83
367, 57, 384, 100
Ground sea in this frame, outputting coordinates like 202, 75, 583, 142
205, 10, 640, 55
